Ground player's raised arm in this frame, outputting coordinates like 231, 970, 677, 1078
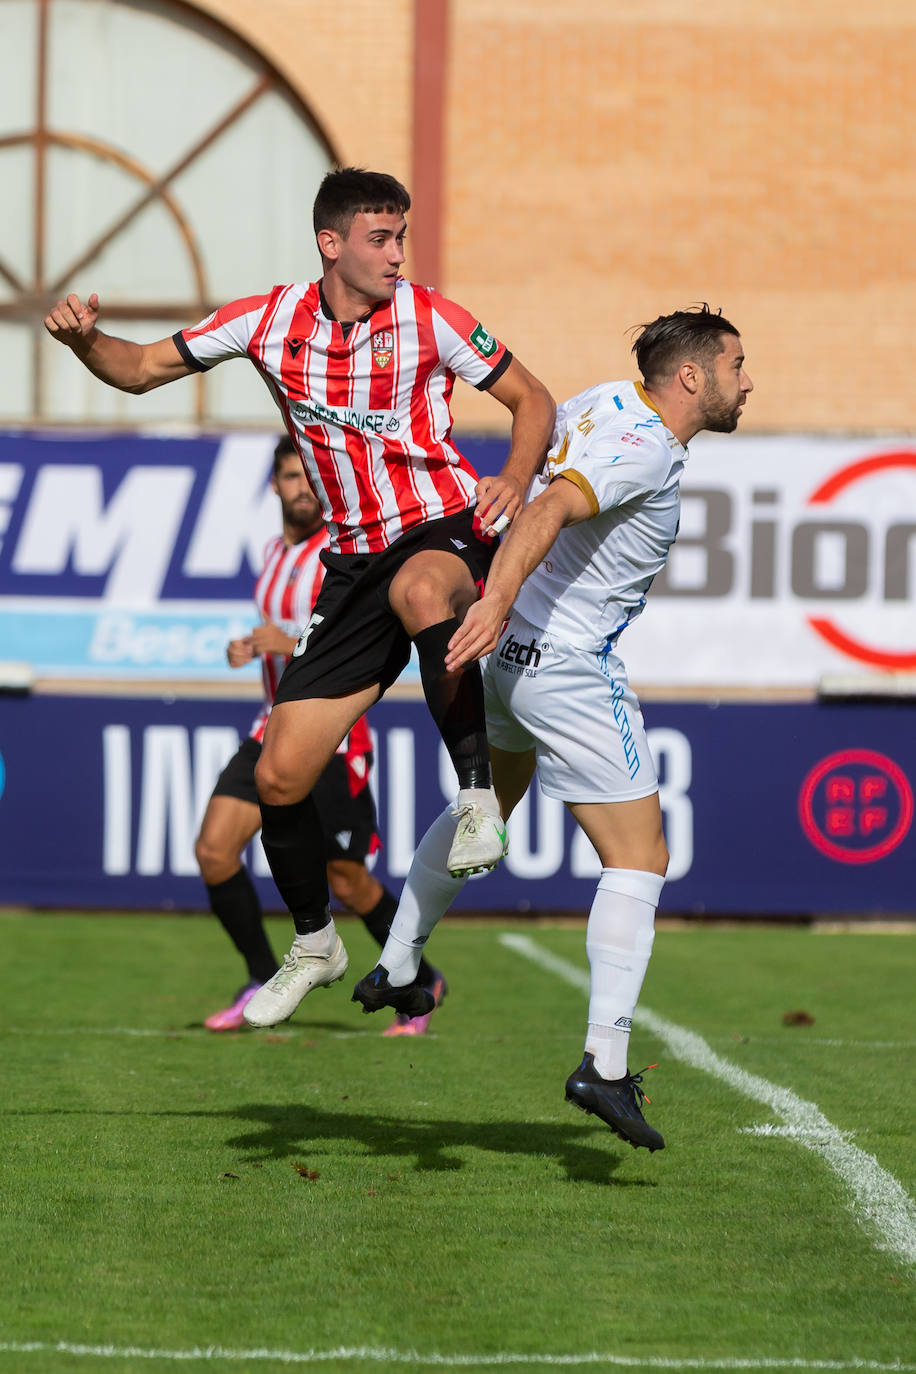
43, 292, 193, 394
446, 473, 593, 671
475, 357, 555, 533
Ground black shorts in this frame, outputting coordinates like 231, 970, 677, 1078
211, 736, 379, 863
273, 507, 496, 703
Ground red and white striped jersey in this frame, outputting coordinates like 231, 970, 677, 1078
248, 530, 372, 770
175, 278, 511, 555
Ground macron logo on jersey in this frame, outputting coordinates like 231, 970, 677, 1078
290, 398, 400, 437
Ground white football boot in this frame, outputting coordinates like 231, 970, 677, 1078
446, 803, 509, 877
243, 933, 349, 1027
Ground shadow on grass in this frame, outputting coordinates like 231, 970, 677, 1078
220, 1102, 656, 1185
4, 1102, 657, 1185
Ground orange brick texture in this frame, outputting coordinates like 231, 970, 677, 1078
442, 2, 916, 435
204, 0, 916, 435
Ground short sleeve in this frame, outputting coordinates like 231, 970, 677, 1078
427, 289, 512, 390
553, 425, 673, 516
174, 294, 272, 371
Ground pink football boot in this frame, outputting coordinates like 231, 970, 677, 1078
204, 980, 261, 1032
382, 971, 448, 1037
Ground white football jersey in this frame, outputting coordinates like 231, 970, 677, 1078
513, 380, 687, 655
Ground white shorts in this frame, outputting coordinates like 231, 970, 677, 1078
483, 611, 659, 804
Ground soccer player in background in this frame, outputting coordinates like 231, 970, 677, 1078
195, 436, 445, 1035
43, 167, 555, 1029
353, 306, 753, 1150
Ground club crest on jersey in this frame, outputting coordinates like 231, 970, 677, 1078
372, 331, 393, 368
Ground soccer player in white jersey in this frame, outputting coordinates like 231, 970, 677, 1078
43, 168, 555, 1029
353, 306, 753, 1150
195, 437, 445, 1035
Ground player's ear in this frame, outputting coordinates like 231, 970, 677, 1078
316, 228, 341, 263
678, 359, 701, 395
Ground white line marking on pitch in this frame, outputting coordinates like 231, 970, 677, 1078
0, 1341, 913, 1369
725, 1037, 916, 1051
0, 1026, 299, 1040
500, 934, 916, 1269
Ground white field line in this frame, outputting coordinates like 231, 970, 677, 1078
0, 1027, 412, 1043
724, 1039, 916, 1051
802, 1040, 916, 1050
0, 1342, 914, 1370
499, 934, 916, 1268
0, 1026, 297, 1040
3, 1033, 911, 1049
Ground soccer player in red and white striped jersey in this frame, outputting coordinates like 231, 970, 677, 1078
194, 437, 446, 1034
44, 167, 555, 1028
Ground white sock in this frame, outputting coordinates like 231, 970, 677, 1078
292, 919, 337, 958
456, 786, 500, 814
380, 808, 468, 985
584, 867, 664, 1080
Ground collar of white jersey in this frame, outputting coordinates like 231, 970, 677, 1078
634, 380, 683, 452
634, 380, 660, 417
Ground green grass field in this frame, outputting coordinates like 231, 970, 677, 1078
0, 910, 913, 1374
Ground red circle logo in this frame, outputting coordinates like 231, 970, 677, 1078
798, 748, 913, 864
806, 451, 916, 669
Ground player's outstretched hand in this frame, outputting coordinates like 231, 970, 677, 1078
475, 473, 523, 537
43, 292, 100, 351
445, 597, 505, 672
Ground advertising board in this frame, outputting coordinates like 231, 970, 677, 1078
0, 694, 911, 915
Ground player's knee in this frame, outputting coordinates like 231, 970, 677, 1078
614, 833, 668, 879
195, 833, 236, 884
650, 835, 670, 878
393, 571, 443, 626
254, 754, 296, 806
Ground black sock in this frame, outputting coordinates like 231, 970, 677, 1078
414, 618, 491, 790
359, 887, 398, 946
259, 795, 332, 936
206, 868, 278, 984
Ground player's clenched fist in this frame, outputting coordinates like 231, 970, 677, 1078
44, 292, 100, 350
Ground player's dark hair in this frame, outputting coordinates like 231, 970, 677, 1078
313, 168, 411, 238
632, 305, 740, 386
272, 434, 297, 477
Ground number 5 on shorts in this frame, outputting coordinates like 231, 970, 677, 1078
292, 612, 324, 657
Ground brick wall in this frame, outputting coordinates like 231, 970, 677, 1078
203, 0, 916, 435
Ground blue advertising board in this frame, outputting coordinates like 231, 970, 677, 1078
0, 431, 508, 683
0, 693, 912, 915
5, 429, 916, 690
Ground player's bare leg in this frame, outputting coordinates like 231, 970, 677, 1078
563, 794, 668, 1151
195, 794, 278, 1030
196, 794, 262, 886
246, 688, 379, 1027
389, 549, 508, 877
353, 746, 535, 1017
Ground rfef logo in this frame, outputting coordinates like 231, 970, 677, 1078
798, 748, 913, 864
